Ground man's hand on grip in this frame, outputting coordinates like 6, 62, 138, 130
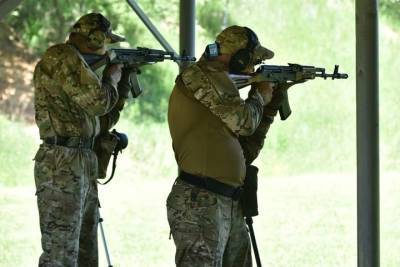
252, 81, 274, 105
103, 63, 123, 88
117, 67, 136, 99
263, 80, 305, 118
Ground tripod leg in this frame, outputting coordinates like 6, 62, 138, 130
246, 217, 262, 267
98, 208, 113, 267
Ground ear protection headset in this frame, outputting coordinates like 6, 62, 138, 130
205, 27, 259, 73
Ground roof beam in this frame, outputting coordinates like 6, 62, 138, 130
125, 0, 177, 56
356, 0, 380, 266
179, 0, 195, 70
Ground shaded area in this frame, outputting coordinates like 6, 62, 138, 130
0, 0, 23, 19
0, 22, 36, 122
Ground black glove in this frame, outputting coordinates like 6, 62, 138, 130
117, 67, 137, 99
102, 64, 123, 89
264, 81, 306, 118
263, 88, 285, 117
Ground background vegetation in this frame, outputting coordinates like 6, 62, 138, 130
0, 0, 399, 266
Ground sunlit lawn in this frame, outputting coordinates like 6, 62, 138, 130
0, 117, 399, 266
1, 165, 399, 266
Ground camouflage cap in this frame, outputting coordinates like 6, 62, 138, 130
71, 13, 125, 44
216, 25, 274, 62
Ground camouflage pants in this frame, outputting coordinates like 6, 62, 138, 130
167, 179, 252, 267
34, 144, 99, 267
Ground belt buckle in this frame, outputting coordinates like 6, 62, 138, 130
75, 137, 85, 148
80, 137, 93, 149
77, 138, 85, 148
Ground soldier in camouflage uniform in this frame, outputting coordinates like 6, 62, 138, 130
33, 13, 128, 266
167, 25, 290, 266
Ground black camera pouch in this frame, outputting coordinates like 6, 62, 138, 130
241, 165, 259, 218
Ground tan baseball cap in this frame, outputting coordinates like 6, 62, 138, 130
71, 13, 125, 44
216, 25, 274, 63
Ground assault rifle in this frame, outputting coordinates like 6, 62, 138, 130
83, 47, 196, 98
230, 64, 349, 120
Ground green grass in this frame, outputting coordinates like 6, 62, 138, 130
0, 187, 41, 266
112, 119, 177, 180
0, 117, 399, 266
1, 170, 399, 266
0, 116, 38, 187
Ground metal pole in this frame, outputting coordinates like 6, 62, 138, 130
98, 209, 113, 267
179, 0, 195, 70
245, 217, 262, 267
125, 0, 177, 56
356, 0, 380, 266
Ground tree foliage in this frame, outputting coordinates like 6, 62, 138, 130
197, 0, 234, 39
380, 0, 400, 29
3, 0, 400, 123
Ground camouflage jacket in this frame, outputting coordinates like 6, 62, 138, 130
33, 43, 119, 139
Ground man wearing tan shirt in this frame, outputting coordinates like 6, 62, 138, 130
167, 25, 285, 266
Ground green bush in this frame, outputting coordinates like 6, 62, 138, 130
0, 116, 37, 186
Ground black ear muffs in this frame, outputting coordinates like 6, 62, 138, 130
229, 49, 252, 73
205, 42, 221, 58
229, 27, 259, 73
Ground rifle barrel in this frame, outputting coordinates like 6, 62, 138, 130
315, 73, 349, 79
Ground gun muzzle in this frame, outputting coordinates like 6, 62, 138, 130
316, 65, 349, 79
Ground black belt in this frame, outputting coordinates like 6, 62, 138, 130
179, 171, 243, 201
43, 136, 94, 149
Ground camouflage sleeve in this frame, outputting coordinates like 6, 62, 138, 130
238, 114, 273, 165
98, 98, 126, 134
50, 45, 118, 116
181, 64, 264, 136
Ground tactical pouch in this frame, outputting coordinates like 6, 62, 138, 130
93, 131, 119, 179
241, 165, 259, 217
